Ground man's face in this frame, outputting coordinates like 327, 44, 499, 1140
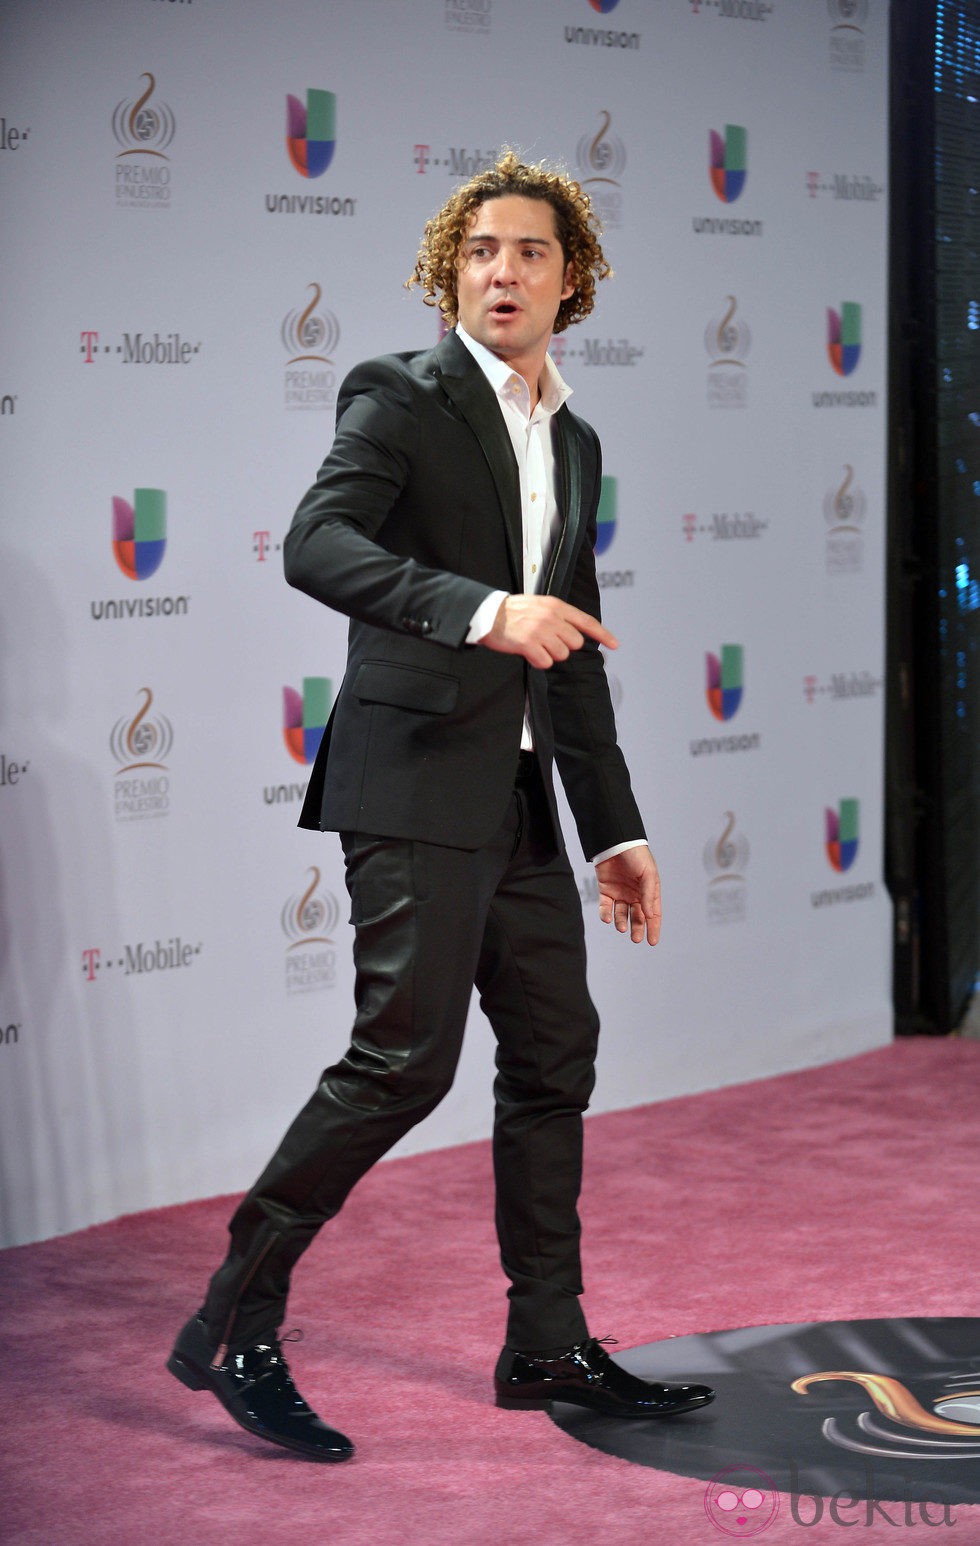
455, 195, 576, 376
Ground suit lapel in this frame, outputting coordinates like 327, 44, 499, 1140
544, 406, 584, 598
430, 333, 588, 599
431, 334, 523, 587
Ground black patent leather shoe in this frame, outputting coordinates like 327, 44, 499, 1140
167, 1312, 354, 1462
495, 1336, 715, 1419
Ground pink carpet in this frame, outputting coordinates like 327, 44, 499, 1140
4, 1037, 979, 1545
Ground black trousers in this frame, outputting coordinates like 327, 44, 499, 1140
202, 765, 600, 1353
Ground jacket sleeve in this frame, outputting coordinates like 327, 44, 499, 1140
283, 357, 493, 649
545, 425, 646, 858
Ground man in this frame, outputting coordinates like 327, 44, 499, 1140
168, 152, 714, 1462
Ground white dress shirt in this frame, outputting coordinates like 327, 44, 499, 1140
454, 325, 644, 867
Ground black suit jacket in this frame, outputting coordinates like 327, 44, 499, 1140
284, 329, 644, 857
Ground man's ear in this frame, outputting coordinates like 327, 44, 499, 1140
561, 261, 576, 302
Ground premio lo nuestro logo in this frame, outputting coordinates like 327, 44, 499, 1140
825, 798, 859, 872
703, 811, 749, 926
705, 297, 750, 407
281, 283, 339, 362
576, 111, 625, 228
284, 678, 331, 764
281, 866, 340, 993
706, 645, 743, 721
112, 72, 175, 158
710, 124, 747, 203
594, 476, 617, 556
824, 463, 866, 531
281, 866, 340, 946
111, 72, 174, 207
113, 489, 166, 580
287, 89, 336, 178
706, 297, 751, 365
824, 463, 866, 574
282, 284, 340, 410
445, 0, 491, 35
829, 0, 868, 71
577, 110, 626, 185
828, 0, 868, 30
827, 301, 862, 376
792, 1365, 980, 1463
550, 1316, 974, 1515
110, 687, 173, 821
110, 687, 173, 771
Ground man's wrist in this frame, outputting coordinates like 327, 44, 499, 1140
466, 590, 509, 644
591, 839, 647, 866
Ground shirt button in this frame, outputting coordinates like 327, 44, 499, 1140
530, 492, 537, 502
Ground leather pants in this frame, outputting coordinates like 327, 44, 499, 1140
201, 764, 600, 1354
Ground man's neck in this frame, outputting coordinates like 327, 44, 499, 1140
497, 349, 545, 410
467, 338, 546, 408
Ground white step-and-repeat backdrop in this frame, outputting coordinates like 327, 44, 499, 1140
1, 0, 890, 1247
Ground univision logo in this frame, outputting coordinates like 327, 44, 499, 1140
91, 488, 189, 621
827, 301, 862, 376
113, 489, 166, 580
594, 475, 617, 557
287, 89, 336, 178
283, 678, 331, 765
706, 644, 743, 721
710, 124, 746, 203
825, 798, 859, 872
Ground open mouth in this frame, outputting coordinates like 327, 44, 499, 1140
491, 302, 520, 317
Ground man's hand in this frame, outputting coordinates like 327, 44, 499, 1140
480, 594, 618, 669
595, 846, 662, 946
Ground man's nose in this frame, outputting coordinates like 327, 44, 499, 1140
492, 249, 517, 284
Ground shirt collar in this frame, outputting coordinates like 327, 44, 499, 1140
455, 324, 573, 415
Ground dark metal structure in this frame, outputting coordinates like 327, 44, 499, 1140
888, 0, 980, 1033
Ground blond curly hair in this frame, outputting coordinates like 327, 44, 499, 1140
406, 150, 610, 334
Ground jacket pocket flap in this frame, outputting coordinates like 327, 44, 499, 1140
354, 661, 459, 714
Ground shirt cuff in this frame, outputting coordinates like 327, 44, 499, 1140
466, 590, 509, 645
591, 839, 647, 865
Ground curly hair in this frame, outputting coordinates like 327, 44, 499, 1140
406, 149, 611, 334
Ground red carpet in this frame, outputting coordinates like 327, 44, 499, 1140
4, 1037, 979, 1545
